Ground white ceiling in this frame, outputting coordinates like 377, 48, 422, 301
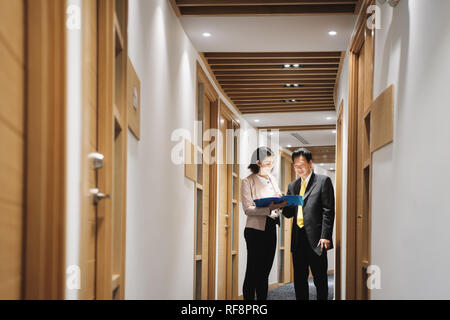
278, 130, 336, 147
180, 15, 356, 52
243, 111, 336, 127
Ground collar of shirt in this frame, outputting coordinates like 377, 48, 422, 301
256, 173, 271, 184
301, 170, 313, 188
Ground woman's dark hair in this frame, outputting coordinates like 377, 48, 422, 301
291, 147, 313, 163
248, 147, 273, 174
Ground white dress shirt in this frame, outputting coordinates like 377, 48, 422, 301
256, 173, 281, 219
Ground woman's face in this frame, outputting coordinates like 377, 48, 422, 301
257, 155, 274, 175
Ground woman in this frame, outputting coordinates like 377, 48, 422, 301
240, 147, 287, 300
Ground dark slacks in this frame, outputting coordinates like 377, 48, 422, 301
243, 217, 277, 300
292, 226, 328, 300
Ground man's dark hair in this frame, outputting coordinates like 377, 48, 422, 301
291, 147, 313, 163
248, 147, 273, 174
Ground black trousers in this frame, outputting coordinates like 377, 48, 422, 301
292, 226, 328, 300
243, 217, 277, 300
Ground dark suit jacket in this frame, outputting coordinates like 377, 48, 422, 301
282, 172, 335, 256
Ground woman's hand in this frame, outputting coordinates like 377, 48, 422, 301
269, 200, 288, 211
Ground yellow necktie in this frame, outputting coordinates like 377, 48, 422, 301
297, 180, 307, 228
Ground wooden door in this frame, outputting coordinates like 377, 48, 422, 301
346, 5, 374, 298
355, 39, 372, 300
80, 0, 99, 300
80, 0, 128, 300
0, 0, 26, 299
217, 105, 239, 300
194, 68, 217, 300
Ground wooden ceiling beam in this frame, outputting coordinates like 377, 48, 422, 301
211, 64, 339, 71
241, 107, 335, 113
216, 75, 337, 80
229, 94, 334, 100
258, 124, 336, 131
236, 99, 335, 105
207, 58, 341, 65
204, 52, 342, 59
177, 0, 358, 6
178, 4, 357, 15
214, 70, 338, 76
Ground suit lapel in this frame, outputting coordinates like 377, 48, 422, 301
293, 178, 302, 196
302, 172, 317, 201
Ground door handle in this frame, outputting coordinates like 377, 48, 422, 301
88, 152, 105, 169
90, 188, 111, 205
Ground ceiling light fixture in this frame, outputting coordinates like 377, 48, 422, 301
328, 31, 337, 36
254, 119, 260, 123
202, 32, 211, 37
284, 84, 303, 88
281, 64, 303, 69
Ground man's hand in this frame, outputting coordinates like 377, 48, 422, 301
269, 200, 288, 211
317, 239, 331, 252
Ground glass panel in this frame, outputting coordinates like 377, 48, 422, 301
278, 250, 284, 283
197, 149, 203, 185
196, 189, 203, 255
233, 124, 238, 173
280, 158, 285, 194
232, 203, 237, 251
233, 176, 238, 200
231, 255, 236, 298
195, 260, 202, 300
197, 83, 204, 147
279, 216, 284, 247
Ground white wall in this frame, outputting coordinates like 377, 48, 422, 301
126, 0, 260, 299
126, 0, 200, 299
371, 0, 450, 299
336, 0, 450, 299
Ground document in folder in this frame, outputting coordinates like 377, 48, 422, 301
253, 195, 303, 208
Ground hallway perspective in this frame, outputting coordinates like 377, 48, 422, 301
1, 0, 450, 303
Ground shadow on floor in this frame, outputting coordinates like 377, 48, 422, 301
267, 274, 334, 300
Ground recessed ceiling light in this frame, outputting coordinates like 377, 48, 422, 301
202, 32, 211, 37
293, 64, 300, 68
284, 84, 292, 87
254, 119, 260, 123
283, 64, 291, 68
293, 84, 299, 87
326, 116, 333, 120
287, 145, 292, 148
329, 31, 337, 36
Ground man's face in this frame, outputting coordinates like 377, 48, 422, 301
293, 155, 312, 179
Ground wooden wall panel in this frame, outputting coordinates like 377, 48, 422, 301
0, 0, 25, 300
370, 85, 394, 153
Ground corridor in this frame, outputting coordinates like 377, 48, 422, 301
1, 0, 450, 302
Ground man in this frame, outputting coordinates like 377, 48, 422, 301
282, 148, 335, 300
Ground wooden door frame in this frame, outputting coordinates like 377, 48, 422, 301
335, 101, 344, 300
25, 0, 67, 300
345, 0, 375, 300
194, 63, 219, 300
218, 101, 240, 300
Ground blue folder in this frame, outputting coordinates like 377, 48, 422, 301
254, 195, 303, 208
